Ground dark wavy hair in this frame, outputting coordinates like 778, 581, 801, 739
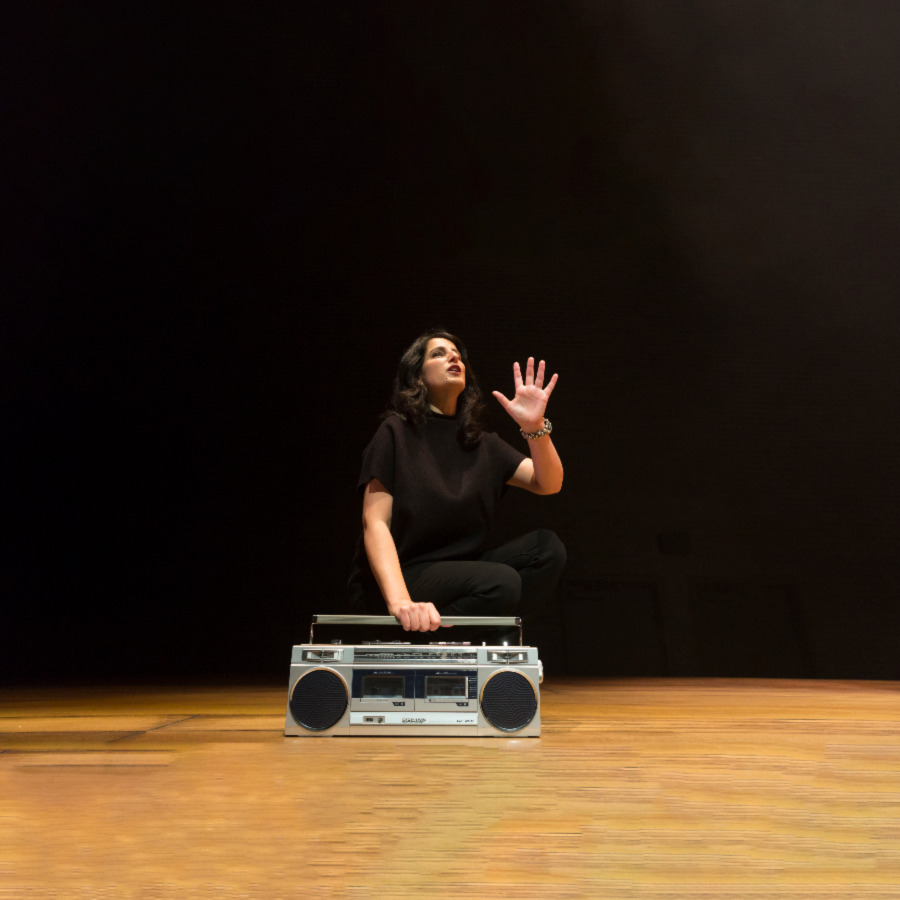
385, 329, 486, 447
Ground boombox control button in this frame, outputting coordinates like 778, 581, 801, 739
303, 649, 344, 662
488, 651, 528, 664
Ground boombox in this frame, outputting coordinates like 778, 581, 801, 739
284, 615, 542, 737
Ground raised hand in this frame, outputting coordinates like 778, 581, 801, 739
492, 357, 558, 432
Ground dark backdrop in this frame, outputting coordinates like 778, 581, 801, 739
4, 2, 900, 682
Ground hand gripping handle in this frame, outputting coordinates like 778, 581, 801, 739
309, 614, 523, 644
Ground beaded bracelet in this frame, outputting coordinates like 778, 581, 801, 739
520, 418, 552, 440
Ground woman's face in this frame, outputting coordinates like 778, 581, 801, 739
420, 337, 466, 401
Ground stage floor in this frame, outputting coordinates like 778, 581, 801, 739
2, 677, 900, 898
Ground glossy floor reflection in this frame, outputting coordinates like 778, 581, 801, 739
3, 678, 900, 898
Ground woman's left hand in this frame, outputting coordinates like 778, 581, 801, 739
492, 357, 558, 432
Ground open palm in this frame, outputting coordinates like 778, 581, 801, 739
492, 357, 558, 431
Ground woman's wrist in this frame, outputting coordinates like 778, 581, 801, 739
520, 418, 552, 440
385, 594, 413, 614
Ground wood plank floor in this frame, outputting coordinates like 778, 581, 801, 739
2, 677, 900, 898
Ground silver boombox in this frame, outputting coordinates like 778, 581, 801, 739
284, 615, 542, 737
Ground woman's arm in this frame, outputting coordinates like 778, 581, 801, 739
362, 478, 442, 632
494, 357, 564, 495
507, 437, 563, 495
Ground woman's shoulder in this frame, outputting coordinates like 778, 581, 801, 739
365, 412, 410, 445
478, 427, 525, 460
477, 426, 508, 446
376, 412, 409, 433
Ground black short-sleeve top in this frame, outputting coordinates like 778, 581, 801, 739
348, 412, 525, 590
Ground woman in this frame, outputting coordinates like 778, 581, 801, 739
347, 329, 566, 632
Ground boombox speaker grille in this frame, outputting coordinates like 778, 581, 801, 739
289, 668, 348, 731
480, 669, 537, 732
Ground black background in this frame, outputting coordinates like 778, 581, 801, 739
4, 2, 900, 682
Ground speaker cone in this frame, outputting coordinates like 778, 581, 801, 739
289, 668, 348, 731
480, 669, 537, 732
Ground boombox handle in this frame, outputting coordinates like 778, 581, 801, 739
310, 614, 523, 646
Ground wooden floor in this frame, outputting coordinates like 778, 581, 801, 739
3, 677, 900, 898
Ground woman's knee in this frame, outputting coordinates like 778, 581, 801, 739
534, 529, 566, 571
440, 564, 521, 616
483, 565, 522, 613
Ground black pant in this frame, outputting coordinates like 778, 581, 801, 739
400, 529, 566, 620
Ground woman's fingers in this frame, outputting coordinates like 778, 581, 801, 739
515, 358, 554, 393
404, 602, 441, 632
392, 600, 442, 632
498, 359, 558, 420
492, 390, 511, 411
544, 371, 558, 397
